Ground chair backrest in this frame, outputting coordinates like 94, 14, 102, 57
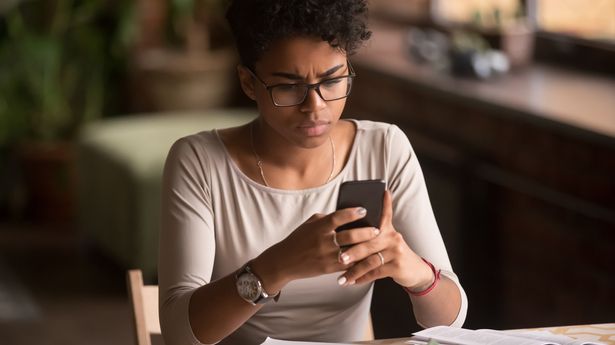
127, 269, 162, 345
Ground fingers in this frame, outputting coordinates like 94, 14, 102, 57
335, 226, 381, 265
334, 226, 380, 248
326, 207, 367, 229
379, 190, 393, 229
336, 230, 408, 284
337, 228, 396, 265
306, 213, 326, 223
337, 250, 391, 286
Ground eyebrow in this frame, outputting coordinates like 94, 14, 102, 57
270, 64, 345, 81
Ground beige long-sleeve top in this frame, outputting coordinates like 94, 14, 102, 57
159, 119, 468, 345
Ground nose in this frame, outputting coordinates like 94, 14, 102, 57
300, 86, 327, 112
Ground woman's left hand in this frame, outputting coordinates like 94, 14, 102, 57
334, 191, 434, 290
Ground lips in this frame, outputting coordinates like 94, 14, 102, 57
297, 121, 330, 137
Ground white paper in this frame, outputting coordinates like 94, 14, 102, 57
260, 337, 355, 345
413, 326, 606, 345
414, 326, 547, 345
499, 329, 606, 345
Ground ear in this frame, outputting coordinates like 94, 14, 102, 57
237, 65, 257, 101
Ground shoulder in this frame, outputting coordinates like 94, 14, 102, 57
165, 130, 225, 171
168, 130, 220, 156
348, 120, 415, 173
349, 119, 408, 147
351, 119, 403, 137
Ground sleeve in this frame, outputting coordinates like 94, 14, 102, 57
158, 137, 215, 345
384, 125, 468, 328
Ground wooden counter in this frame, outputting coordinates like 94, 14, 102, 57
350, 23, 615, 147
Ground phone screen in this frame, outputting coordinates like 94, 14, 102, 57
336, 179, 386, 232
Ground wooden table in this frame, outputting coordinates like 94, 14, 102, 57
357, 323, 615, 345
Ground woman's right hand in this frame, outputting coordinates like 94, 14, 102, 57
250, 206, 382, 295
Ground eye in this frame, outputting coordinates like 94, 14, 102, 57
276, 84, 301, 91
322, 78, 343, 87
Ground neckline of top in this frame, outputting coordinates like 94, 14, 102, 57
213, 119, 362, 195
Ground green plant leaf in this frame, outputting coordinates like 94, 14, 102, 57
0, 0, 126, 144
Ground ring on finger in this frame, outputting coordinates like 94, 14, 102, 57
376, 251, 385, 266
332, 231, 340, 248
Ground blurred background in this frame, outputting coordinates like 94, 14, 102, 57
0, 0, 613, 344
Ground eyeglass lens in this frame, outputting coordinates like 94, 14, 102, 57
271, 76, 353, 106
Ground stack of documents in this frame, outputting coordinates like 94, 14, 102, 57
413, 326, 606, 345
260, 325, 607, 345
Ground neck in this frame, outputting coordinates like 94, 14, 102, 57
250, 120, 336, 188
251, 120, 333, 173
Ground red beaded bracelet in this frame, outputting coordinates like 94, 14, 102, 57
403, 258, 441, 297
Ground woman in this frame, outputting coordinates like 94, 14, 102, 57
159, 0, 467, 344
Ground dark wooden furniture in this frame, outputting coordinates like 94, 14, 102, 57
347, 22, 615, 337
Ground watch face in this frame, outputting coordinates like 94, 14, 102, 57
237, 272, 261, 302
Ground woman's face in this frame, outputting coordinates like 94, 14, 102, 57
240, 36, 350, 149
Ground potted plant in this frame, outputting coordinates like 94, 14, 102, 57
432, 2, 535, 69
469, 5, 535, 68
0, 0, 128, 223
130, 0, 237, 111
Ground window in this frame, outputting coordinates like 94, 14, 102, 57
433, 0, 523, 28
432, 0, 615, 43
535, 0, 615, 42
374, 0, 615, 73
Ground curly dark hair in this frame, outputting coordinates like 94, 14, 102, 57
225, 0, 372, 68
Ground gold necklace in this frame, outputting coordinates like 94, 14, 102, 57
250, 122, 336, 187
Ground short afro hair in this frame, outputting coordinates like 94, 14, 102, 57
225, 0, 372, 68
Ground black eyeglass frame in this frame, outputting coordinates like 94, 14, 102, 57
245, 61, 356, 107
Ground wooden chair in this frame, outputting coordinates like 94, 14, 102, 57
127, 269, 162, 345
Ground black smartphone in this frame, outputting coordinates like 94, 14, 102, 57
335, 179, 386, 232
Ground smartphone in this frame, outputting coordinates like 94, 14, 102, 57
335, 179, 386, 233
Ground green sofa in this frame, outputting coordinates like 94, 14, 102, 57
77, 109, 256, 279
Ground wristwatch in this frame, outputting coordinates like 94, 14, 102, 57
235, 262, 280, 305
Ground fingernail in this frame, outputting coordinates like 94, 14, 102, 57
373, 228, 380, 236
348, 280, 355, 285
356, 207, 366, 216
337, 276, 347, 286
340, 253, 351, 264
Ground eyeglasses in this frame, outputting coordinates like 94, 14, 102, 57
246, 62, 356, 107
